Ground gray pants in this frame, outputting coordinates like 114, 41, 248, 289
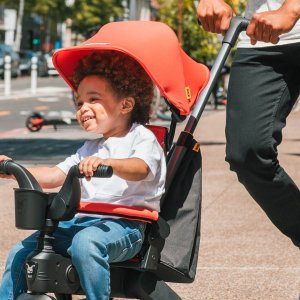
226, 43, 300, 246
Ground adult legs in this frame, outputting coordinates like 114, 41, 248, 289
226, 43, 300, 246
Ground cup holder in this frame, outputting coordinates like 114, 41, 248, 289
14, 188, 49, 230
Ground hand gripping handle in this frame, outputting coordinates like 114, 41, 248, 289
73, 165, 113, 178
223, 16, 250, 46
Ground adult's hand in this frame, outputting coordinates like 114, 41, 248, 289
247, 1, 300, 45
197, 0, 234, 35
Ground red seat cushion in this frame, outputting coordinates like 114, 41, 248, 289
78, 201, 159, 223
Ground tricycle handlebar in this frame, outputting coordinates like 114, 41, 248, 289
0, 160, 43, 191
0, 160, 113, 223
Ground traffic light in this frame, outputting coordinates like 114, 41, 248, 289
32, 38, 40, 45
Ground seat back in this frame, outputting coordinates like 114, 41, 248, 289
145, 124, 168, 151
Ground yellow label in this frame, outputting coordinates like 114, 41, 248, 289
193, 143, 200, 152
185, 86, 191, 100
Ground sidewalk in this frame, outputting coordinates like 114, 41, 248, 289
1, 107, 300, 299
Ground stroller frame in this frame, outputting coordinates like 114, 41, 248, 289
0, 17, 248, 300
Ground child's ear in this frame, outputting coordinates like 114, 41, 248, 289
121, 97, 135, 114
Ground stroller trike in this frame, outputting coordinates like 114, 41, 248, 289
0, 17, 249, 300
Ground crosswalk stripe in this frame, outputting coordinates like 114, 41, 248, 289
0, 111, 11, 116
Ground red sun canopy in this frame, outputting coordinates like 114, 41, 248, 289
53, 21, 209, 116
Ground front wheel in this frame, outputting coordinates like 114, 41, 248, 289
26, 113, 44, 132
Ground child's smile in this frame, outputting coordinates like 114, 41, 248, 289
75, 75, 131, 138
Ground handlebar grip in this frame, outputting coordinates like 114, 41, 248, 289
93, 165, 113, 178
75, 165, 113, 178
0, 160, 42, 191
0, 160, 11, 174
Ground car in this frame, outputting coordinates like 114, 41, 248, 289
18, 50, 48, 77
0, 44, 20, 78
44, 50, 59, 76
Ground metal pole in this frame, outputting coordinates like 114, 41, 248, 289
129, 0, 137, 20
178, 0, 183, 45
15, 0, 25, 51
4, 55, 11, 96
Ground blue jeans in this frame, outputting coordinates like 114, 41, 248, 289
0, 217, 145, 300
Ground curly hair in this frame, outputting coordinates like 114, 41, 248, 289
71, 51, 154, 124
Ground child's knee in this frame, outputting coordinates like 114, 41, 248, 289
68, 229, 107, 263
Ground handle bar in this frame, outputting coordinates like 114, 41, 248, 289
223, 16, 249, 46
0, 160, 113, 188
0, 160, 113, 221
0, 160, 43, 192
186, 16, 250, 132
165, 16, 249, 195
49, 164, 113, 220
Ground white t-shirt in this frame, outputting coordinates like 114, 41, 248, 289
238, 0, 300, 47
57, 123, 166, 215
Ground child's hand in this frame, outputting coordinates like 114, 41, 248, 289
79, 156, 108, 178
0, 155, 12, 161
0, 155, 15, 180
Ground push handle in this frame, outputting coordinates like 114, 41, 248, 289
223, 16, 250, 46
187, 16, 250, 131
166, 17, 249, 195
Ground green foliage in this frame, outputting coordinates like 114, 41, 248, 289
71, 0, 124, 34
0, 0, 124, 34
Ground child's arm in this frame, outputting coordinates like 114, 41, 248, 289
26, 166, 67, 189
79, 156, 149, 181
0, 155, 66, 189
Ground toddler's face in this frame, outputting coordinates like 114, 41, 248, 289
75, 75, 126, 138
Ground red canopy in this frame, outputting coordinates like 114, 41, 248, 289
53, 21, 209, 116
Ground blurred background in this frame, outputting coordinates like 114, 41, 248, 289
0, 0, 248, 130
0, 0, 246, 73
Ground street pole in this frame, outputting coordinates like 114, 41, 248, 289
4, 55, 11, 96
15, 0, 25, 51
178, 0, 183, 45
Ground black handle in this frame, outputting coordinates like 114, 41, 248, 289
0, 160, 43, 192
49, 164, 113, 221
71, 164, 113, 178
223, 16, 250, 46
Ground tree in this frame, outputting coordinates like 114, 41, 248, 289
70, 0, 124, 35
0, 0, 124, 46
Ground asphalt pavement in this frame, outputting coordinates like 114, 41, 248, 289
0, 86, 300, 300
